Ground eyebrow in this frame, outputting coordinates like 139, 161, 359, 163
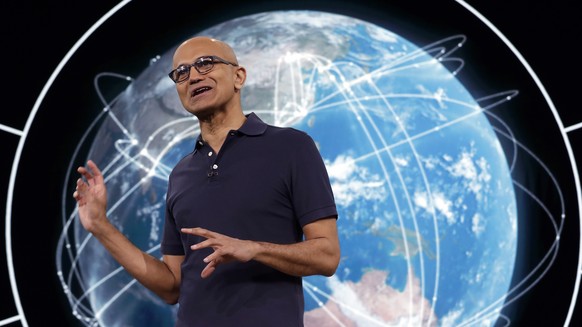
176, 55, 213, 66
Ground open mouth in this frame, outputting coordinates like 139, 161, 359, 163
191, 86, 212, 97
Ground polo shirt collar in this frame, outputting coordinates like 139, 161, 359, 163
238, 112, 268, 136
194, 112, 267, 151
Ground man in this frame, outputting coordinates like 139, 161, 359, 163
74, 36, 340, 327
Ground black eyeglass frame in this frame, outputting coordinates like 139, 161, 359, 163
168, 55, 238, 83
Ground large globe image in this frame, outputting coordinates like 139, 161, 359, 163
64, 10, 517, 327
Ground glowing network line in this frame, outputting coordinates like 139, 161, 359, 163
268, 32, 566, 326
308, 58, 435, 324
55, 30, 570, 327
57, 74, 191, 325
0, 1, 575, 327
271, 35, 482, 325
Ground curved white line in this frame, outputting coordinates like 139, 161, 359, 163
455, 1, 582, 326
0, 124, 23, 136
565, 122, 582, 134
4, 1, 133, 326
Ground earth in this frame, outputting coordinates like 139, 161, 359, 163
68, 10, 517, 327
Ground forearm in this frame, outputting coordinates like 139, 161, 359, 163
184, 218, 340, 278
253, 237, 340, 277
90, 220, 180, 303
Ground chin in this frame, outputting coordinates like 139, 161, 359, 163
186, 106, 217, 120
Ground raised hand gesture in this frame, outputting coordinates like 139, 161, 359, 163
73, 160, 108, 232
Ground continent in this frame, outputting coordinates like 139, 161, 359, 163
305, 269, 437, 326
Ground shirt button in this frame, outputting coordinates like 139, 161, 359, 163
212, 164, 218, 170
230, 132, 235, 136
208, 151, 213, 156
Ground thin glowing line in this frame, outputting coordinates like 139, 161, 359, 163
0, 315, 21, 326
20, 2, 582, 326
0, 123, 23, 136
564, 121, 582, 133
456, 1, 582, 326
4, 1, 133, 327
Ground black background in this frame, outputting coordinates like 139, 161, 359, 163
1, 0, 580, 326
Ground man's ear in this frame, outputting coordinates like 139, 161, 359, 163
234, 66, 247, 91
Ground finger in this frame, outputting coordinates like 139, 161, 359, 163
201, 261, 216, 279
86, 160, 103, 177
190, 239, 213, 251
74, 177, 91, 200
180, 227, 198, 235
181, 227, 218, 239
75, 178, 88, 193
73, 191, 85, 205
77, 166, 92, 179
181, 227, 210, 236
86, 160, 104, 186
77, 168, 99, 186
203, 251, 220, 263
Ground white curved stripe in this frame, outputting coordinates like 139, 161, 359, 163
4, 1, 133, 327
0, 124, 23, 136
455, 1, 582, 326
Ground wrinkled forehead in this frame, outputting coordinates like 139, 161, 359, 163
172, 38, 237, 67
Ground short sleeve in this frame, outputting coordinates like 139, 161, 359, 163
161, 176, 185, 255
289, 131, 338, 227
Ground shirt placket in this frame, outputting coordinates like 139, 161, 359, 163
206, 130, 239, 181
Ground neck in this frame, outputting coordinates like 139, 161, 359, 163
198, 109, 246, 153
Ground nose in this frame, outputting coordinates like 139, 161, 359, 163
188, 66, 204, 83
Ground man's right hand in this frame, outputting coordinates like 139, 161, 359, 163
73, 160, 108, 232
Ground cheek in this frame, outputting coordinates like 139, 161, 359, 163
177, 84, 186, 94
176, 85, 189, 100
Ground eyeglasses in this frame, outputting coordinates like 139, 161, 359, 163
168, 55, 238, 83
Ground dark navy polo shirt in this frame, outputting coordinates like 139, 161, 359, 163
161, 112, 337, 327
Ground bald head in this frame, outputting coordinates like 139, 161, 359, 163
170, 36, 247, 119
172, 36, 238, 68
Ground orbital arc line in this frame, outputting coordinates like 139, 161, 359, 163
7, 2, 133, 327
